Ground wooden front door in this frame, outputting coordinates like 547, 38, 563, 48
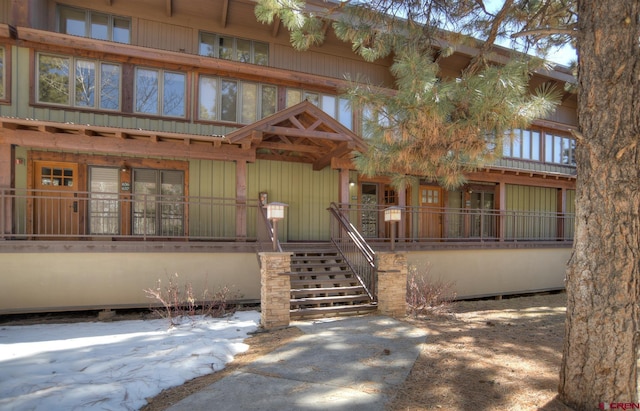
34, 161, 80, 237
419, 185, 443, 239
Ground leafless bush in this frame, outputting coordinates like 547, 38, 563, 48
144, 273, 242, 326
406, 263, 457, 317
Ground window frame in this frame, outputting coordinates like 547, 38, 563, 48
0, 44, 10, 104
197, 74, 276, 124
198, 31, 269, 66
503, 128, 575, 167
35, 52, 122, 110
286, 87, 353, 130
133, 67, 187, 118
57, 5, 131, 44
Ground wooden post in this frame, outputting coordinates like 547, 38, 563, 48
338, 168, 350, 205
235, 160, 247, 240
0, 143, 13, 237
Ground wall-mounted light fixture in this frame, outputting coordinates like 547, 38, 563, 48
349, 180, 356, 187
120, 163, 128, 173
267, 202, 288, 251
384, 206, 403, 251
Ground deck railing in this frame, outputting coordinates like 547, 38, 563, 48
328, 202, 377, 300
335, 203, 575, 244
0, 188, 574, 244
256, 202, 281, 252
0, 188, 260, 241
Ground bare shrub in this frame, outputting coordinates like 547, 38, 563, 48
406, 263, 457, 317
144, 273, 241, 326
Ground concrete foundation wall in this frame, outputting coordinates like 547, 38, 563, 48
407, 248, 570, 299
0, 252, 260, 314
0, 247, 570, 314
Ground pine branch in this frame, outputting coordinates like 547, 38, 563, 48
511, 25, 578, 39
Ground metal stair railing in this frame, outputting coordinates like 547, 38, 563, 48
327, 202, 377, 302
256, 201, 281, 259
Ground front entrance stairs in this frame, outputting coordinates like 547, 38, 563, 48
281, 243, 377, 319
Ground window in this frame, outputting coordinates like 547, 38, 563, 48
545, 133, 576, 165
37, 53, 121, 110
58, 5, 131, 44
133, 169, 184, 236
199, 32, 269, 66
286, 88, 353, 130
198, 75, 276, 123
0, 46, 5, 100
135, 68, 186, 117
503, 129, 541, 161
89, 167, 120, 235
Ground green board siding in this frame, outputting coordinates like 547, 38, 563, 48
506, 184, 558, 240
565, 189, 576, 239
188, 160, 237, 238
247, 160, 339, 241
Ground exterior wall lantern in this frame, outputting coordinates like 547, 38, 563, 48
384, 206, 403, 251
267, 202, 287, 251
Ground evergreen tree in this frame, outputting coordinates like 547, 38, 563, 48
256, 0, 640, 408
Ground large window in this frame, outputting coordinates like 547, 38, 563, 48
133, 169, 184, 237
198, 75, 276, 123
286, 88, 353, 130
503, 128, 575, 166
37, 53, 121, 110
58, 5, 130, 44
135, 68, 186, 117
199, 32, 269, 66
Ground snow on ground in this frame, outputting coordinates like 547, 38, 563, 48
0, 311, 261, 411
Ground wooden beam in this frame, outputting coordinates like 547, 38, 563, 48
259, 141, 323, 154
0, 129, 256, 162
14, 27, 353, 92
166, 0, 172, 17
313, 142, 353, 170
265, 126, 349, 141
221, 0, 229, 28
331, 157, 355, 170
272, 16, 281, 37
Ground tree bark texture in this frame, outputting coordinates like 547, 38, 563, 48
559, 1, 640, 409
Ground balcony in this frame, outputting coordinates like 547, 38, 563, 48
0, 189, 574, 249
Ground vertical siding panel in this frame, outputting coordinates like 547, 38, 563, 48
137, 19, 193, 53
247, 160, 338, 241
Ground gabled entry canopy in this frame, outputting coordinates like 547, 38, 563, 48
226, 101, 367, 170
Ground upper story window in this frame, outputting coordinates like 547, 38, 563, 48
0, 46, 5, 100
36, 53, 121, 110
504, 128, 575, 166
135, 68, 186, 118
199, 32, 269, 66
545, 132, 576, 165
58, 5, 131, 44
503, 129, 541, 162
198, 75, 276, 123
286, 88, 353, 130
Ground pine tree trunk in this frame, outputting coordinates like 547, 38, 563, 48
559, 1, 640, 408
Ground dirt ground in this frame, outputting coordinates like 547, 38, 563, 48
140, 291, 572, 411
3, 292, 572, 410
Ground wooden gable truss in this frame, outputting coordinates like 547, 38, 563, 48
227, 100, 366, 170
